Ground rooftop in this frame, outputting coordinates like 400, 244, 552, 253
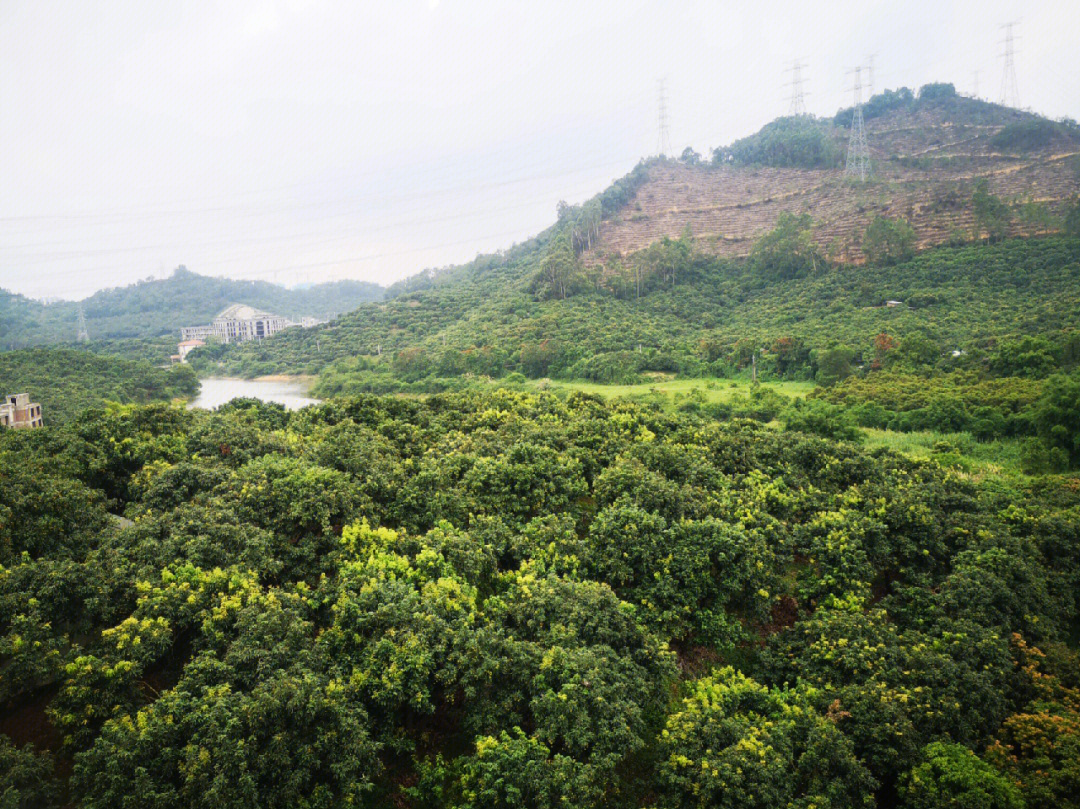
214, 304, 275, 321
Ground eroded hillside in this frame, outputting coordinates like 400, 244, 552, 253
588, 98, 1080, 265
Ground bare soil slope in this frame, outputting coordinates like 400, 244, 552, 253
588, 102, 1080, 265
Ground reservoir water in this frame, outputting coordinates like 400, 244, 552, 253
189, 377, 321, 411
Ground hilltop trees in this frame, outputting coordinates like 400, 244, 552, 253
898, 743, 1023, 809
715, 116, 842, 168
1031, 372, 1080, 467
1066, 196, 1080, 236
0, 348, 199, 424
538, 234, 580, 300
657, 669, 876, 809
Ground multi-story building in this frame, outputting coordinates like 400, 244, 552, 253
181, 304, 291, 344
1, 393, 43, 429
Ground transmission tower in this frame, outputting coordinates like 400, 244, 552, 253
656, 78, 672, 157
785, 60, 808, 116
76, 303, 89, 343
845, 66, 872, 182
865, 53, 877, 98
972, 69, 980, 99
999, 22, 1020, 108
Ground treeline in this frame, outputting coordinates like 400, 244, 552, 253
384, 161, 655, 302
713, 115, 842, 169
0, 347, 198, 424
700, 82, 1078, 171
2, 391, 1078, 807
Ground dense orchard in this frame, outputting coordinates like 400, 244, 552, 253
2, 391, 1078, 807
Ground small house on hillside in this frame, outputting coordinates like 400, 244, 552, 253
177, 339, 205, 362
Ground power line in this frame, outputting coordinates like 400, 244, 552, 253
845, 65, 872, 182
3, 168, 619, 289
2, 161, 631, 268
0, 148, 633, 226
999, 21, 1020, 108
656, 77, 672, 157
785, 60, 809, 116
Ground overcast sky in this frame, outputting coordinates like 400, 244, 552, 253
2, 0, 1077, 300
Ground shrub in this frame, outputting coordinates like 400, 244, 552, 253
782, 398, 864, 442
898, 742, 1023, 809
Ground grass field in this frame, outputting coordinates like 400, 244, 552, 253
514, 376, 1032, 482
862, 427, 1028, 479
522, 376, 815, 406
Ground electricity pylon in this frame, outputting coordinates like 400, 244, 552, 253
785, 60, 808, 116
845, 66, 871, 182
999, 22, 1020, 108
656, 78, 672, 157
76, 303, 89, 342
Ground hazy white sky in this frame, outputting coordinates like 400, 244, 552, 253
2, 0, 1077, 299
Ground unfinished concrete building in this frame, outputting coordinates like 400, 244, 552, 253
1, 393, 43, 429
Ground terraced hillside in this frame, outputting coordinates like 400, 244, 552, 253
588, 95, 1080, 265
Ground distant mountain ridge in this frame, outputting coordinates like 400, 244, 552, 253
0, 267, 384, 349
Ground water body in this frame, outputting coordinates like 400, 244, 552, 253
189, 377, 321, 411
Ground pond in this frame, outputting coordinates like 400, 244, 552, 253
189, 377, 322, 411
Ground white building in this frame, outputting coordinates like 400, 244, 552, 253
181, 304, 291, 344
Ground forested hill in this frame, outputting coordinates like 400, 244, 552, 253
2, 390, 1079, 806
0, 267, 384, 349
0, 347, 199, 424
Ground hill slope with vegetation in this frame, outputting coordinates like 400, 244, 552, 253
0, 348, 198, 424
195, 235, 1080, 385
0, 266, 384, 350
195, 88, 1080, 394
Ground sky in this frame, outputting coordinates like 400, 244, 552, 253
2, 0, 1078, 300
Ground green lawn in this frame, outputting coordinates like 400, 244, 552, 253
522, 376, 815, 406
862, 427, 1028, 480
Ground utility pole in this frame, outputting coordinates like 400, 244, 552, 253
76, 303, 89, 343
656, 77, 672, 157
785, 59, 808, 116
845, 66, 872, 182
999, 22, 1020, 108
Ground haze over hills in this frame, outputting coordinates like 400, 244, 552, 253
0, 267, 384, 350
